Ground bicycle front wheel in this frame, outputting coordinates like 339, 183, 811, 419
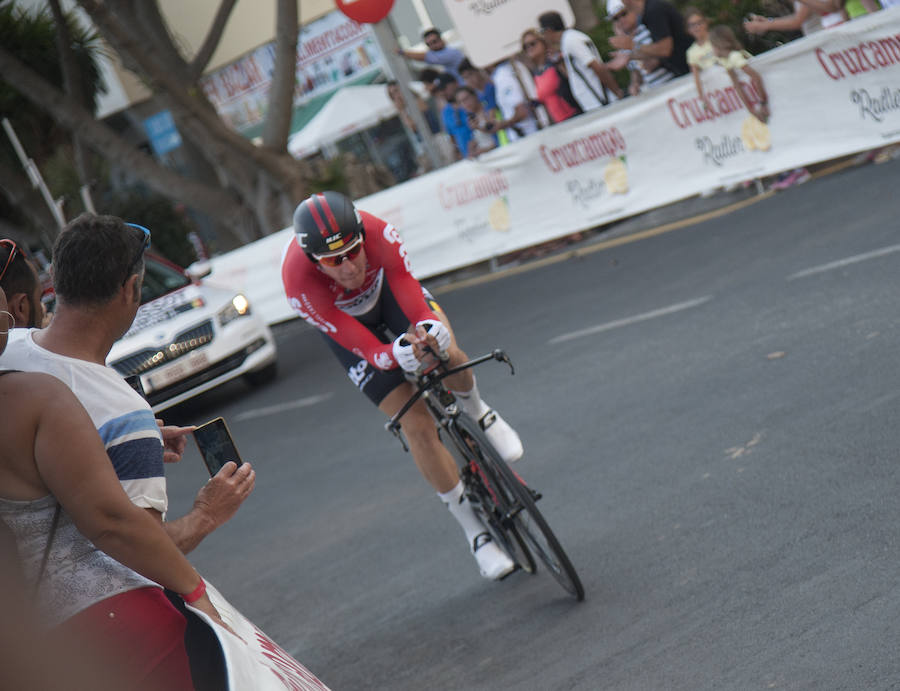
453, 414, 585, 601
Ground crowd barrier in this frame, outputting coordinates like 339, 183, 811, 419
203, 9, 900, 325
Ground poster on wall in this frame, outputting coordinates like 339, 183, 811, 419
440, 0, 575, 66
199, 10, 385, 133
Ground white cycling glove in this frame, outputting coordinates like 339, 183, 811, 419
392, 335, 421, 373
416, 319, 451, 353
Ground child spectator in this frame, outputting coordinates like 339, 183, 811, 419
684, 8, 716, 112
521, 28, 582, 123
709, 25, 770, 123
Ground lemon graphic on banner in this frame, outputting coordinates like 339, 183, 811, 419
741, 115, 771, 152
603, 157, 629, 195
488, 197, 510, 232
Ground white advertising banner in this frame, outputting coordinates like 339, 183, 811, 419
205, 10, 900, 325
440, 0, 575, 66
188, 581, 331, 690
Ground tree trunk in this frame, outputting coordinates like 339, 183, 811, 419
78, 0, 308, 223
0, 45, 253, 247
262, 0, 298, 151
570, 0, 600, 31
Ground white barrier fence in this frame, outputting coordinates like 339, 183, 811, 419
203, 9, 900, 325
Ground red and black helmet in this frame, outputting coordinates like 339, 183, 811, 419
292, 191, 364, 260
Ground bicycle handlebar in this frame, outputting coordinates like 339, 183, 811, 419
385, 348, 515, 450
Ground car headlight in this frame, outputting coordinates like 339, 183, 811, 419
218, 294, 251, 326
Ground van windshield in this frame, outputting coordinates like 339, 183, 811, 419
141, 255, 191, 304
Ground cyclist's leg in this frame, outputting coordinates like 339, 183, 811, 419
373, 376, 514, 579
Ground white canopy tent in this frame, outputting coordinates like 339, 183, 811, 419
287, 84, 400, 159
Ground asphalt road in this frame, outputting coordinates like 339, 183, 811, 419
163, 157, 900, 691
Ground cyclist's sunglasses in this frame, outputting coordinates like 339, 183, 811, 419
314, 236, 363, 268
123, 222, 151, 284
0, 238, 23, 284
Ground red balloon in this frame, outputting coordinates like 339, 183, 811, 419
335, 0, 395, 24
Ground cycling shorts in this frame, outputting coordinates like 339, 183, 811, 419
323, 284, 442, 406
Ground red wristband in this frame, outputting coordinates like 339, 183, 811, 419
182, 577, 206, 604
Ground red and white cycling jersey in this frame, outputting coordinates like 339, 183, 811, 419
281, 211, 437, 370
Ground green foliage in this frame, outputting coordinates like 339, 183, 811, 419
306, 157, 349, 196
103, 191, 199, 268
0, 0, 105, 160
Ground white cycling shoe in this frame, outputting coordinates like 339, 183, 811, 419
480, 410, 524, 463
472, 532, 516, 581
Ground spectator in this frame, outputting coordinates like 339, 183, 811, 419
610, 0, 692, 77
0, 285, 228, 690
520, 28, 582, 123
398, 28, 466, 83
0, 238, 45, 328
607, 0, 677, 95
683, 8, 716, 111
458, 58, 498, 113
743, 0, 846, 187
743, 0, 844, 38
709, 25, 770, 123
419, 67, 444, 100
0, 215, 256, 555
490, 57, 542, 143
538, 10, 624, 112
387, 80, 440, 137
435, 73, 473, 159
455, 86, 498, 156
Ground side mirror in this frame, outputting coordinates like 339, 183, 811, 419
186, 260, 212, 280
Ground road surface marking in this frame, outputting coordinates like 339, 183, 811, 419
788, 243, 900, 280
548, 296, 713, 344
233, 392, 333, 422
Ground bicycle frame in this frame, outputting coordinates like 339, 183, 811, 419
385, 348, 514, 450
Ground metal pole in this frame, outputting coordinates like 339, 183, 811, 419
371, 18, 445, 170
2, 118, 67, 231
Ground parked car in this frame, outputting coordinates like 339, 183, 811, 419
107, 253, 278, 412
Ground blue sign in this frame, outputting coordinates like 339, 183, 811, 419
143, 110, 182, 156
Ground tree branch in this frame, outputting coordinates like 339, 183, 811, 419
0, 44, 252, 245
189, 0, 239, 80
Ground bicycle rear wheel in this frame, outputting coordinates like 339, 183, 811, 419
453, 414, 585, 601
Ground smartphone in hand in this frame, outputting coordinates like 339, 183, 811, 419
193, 417, 243, 476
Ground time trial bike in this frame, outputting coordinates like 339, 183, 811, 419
386, 348, 584, 601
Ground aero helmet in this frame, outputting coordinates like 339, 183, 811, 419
293, 191, 364, 260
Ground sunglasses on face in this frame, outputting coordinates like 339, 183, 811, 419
0, 238, 22, 284
123, 222, 151, 285
314, 237, 363, 268
523, 40, 541, 50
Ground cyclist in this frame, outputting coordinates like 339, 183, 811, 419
281, 191, 523, 580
